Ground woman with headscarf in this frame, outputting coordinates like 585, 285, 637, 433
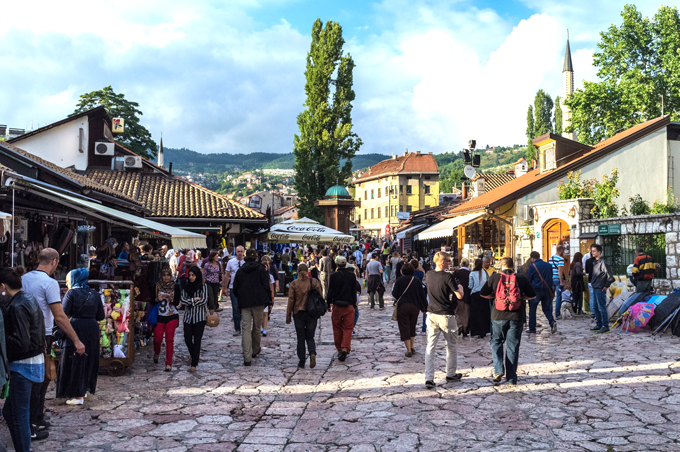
179, 266, 208, 372
154, 268, 179, 371
453, 258, 472, 337
57, 268, 105, 405
468, 258, 491, 338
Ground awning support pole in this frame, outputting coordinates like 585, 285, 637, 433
11, 186, 15, 267
486, 208, 515, 260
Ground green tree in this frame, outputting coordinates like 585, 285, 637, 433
71, 85, 157, 159
534, 89, 554, 136
525, 105, 536, 161
440, 168, 465, 193
293, 19, 362, 222
566, 5, 680, 144
554, 96, 563, 135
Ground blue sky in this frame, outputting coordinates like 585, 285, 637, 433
0, 1, 665, 156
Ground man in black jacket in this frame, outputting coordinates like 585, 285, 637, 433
326, 256, 357, 361
233, 249, 272, 366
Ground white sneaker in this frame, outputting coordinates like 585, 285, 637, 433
66, 398, 84, 405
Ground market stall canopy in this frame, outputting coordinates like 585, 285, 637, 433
22, 183, 207, 249
396, 224, 427, 240
415, 212, 485, 241
263, 217, 355, 245
0, 211, 11, 235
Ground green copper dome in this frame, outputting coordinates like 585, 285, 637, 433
325, 185, 351, 198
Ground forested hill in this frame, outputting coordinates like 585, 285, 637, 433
161, 148, 391, 173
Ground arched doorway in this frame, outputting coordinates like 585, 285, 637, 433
544, 219, 571, 267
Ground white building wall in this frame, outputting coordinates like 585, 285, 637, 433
519, 128, 669, 220
13, 118, 89, 171
669, 140, 680, 200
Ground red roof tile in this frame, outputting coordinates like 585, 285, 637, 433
354, 153, 438, 183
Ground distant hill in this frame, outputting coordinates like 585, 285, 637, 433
160, 148, 391, 174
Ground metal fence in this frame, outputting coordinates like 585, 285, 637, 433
602, 234, 666, 278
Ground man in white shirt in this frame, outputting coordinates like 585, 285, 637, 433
22, 248, 84, 436
225, 246, 246, 336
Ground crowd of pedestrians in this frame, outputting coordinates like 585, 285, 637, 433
0, 234, 655, 451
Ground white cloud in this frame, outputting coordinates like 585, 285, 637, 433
1, 0, 660, 157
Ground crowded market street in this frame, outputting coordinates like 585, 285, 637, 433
10, 289, 680, 452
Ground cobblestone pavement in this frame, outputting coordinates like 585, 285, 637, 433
7, 285, 680, 451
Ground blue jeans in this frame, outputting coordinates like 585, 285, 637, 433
354, 305, 359, 327
588, 285, 595, 314
3, 371, 33, 452
421, 313, 427, 332
490, 320, 523, 384
592, 288, 608, 329
553, 278, 563, 317
230, 290, 241, 332
528, 290, 555, 332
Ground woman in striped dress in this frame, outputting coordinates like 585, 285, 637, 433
179, 266, 208, 373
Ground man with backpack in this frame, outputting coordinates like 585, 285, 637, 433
424, 252, 465, 390
526, 251, 558, 335
632, 247, 657, 293
326, 256, 358, 362
549, 246, 567, 319
480, 257, 536, 386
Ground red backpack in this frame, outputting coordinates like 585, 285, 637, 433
495, 273, 522, 311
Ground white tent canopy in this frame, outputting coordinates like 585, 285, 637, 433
415, 212, 485, 241
262, 217, 355, 245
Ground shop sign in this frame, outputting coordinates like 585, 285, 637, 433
598, 224, 621, 235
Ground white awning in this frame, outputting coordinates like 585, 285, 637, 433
262, 217, 355, 245
415, 212, 485, 241
25, 184, 207, 249
396, 224, 427, 240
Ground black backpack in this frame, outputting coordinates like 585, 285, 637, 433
306, 283, 327, 319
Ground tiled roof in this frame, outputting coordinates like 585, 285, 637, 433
354, 152, 438, 183
471, 172, 516, 191
451, 116, 670, 215
88, 170, 264, 219
0, 141, 140, 205
273, 205, 297, 216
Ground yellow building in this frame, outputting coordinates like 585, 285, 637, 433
352, 151, 439, 236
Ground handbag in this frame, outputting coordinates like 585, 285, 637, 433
533, 264, 556, 299
206, 314, 220, 327
44, 352, 57, 381
147, 302, 160, 325
392, 277, 415, 321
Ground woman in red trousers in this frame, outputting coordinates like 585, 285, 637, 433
154, 269, 179, 371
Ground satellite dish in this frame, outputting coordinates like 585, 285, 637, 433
464, 165, 477, 179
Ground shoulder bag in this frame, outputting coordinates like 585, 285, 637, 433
392, 277, 415, 321
532, 264, 555, 299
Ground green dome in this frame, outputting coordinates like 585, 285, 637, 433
325, 185, 351, 198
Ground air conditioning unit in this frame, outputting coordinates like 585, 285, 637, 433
523, 205, 535, 221
124, 156, 143, 168
94, 142, 115, 156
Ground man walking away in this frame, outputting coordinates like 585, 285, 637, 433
286, 263, 323, 369
590, 244, 615, 334
480, 257, 535, 386
233, 249, 271, 366
326, 256, 357, 362
549, 246, 566, 319
352, 246, 363, 270
584, 245, 596, 319
632, 247, 656, 293
366, 253, 385, 309
23, 248, 85, 440
225, 246, 246, 336
424, 252, 464, 389
526, 251, 558, 334
318, 249, 333, 299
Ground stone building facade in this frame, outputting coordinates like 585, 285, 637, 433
580, 213, 680, 293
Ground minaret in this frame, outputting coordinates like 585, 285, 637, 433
561, 32, 576, 140
157, 133, 164, 168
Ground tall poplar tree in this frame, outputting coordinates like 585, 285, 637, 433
554, 96, 563, 135
533, 89, 554, 136
525, 105, 535, 161
293, 19, 362, 222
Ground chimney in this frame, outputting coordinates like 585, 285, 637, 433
391, 153, 396, 159
461, 182, 468, 200
403, 148, 409, 156
168, 162, 173, 174
416, 151, 421, 155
